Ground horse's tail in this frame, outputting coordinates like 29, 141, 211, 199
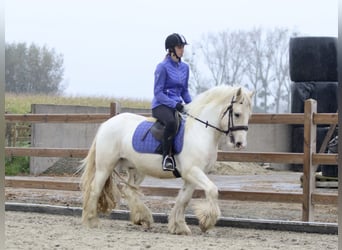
80, 135, 121, 221
80, 136, 97, 210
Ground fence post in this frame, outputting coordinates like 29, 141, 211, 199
5, 123, 13, 147
302, 99, 317, 221
110, 102, 121, 117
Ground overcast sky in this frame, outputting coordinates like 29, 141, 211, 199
5, 0, 338, 99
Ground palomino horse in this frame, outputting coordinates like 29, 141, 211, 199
80, 85, 254, 235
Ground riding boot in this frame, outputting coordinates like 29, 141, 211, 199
162, 134, 175, 171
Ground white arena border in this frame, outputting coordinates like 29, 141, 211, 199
5, 202, 337, 235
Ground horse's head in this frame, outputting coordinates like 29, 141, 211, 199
185, 85, 253, 150
220, 87, 254, 150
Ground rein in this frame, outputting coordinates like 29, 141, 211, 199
185, 112, 231, 135
184, 96, 249, 137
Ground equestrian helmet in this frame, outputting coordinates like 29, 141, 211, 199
165, 33, 188, 51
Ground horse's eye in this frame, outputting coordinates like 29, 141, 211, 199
234, 113, 240, 118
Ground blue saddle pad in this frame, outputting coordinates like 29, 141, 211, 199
132, 120, 185, 154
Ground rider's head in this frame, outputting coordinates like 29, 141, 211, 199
165, 33, 188, 59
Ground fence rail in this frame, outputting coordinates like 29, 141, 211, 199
4, 100, 338, 222
4, 112, 338, 126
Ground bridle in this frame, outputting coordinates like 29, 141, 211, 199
184, 96, 249, 143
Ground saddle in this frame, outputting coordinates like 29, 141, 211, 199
132, 112, 184, 155
143, 112, 181, 154
150, 112, 180, 138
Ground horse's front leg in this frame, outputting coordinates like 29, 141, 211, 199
168, 181, 195, 235
182, 166, 221, 232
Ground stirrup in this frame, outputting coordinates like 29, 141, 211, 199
162, 155, 175, 171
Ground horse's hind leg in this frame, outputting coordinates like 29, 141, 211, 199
122, 167, 153, 229
168, 181, 195, 235
82, 155, 120, 228
83, 169, 111, 227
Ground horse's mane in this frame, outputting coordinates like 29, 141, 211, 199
187, 85, 252, 115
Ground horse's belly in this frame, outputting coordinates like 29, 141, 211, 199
120, 151, 176, 179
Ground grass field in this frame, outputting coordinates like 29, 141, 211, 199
5, 93, 151, 114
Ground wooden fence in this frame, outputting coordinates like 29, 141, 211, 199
4, 100, 338, 222
5, 123, 31, 147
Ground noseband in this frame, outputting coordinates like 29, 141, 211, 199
221, 97, 249, 143
184, 96, 248, 142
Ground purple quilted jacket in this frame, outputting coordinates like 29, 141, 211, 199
151, 56, 192, 109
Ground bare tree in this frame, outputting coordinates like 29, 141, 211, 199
246, 28, 277, 112
184, 47, 210, 94
187, 27, 294, 113
268, 28, 292, 113
245, 28, 263, 110
191, 30, 249, 87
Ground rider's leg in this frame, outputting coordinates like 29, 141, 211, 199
152, 105, 177, 171
162, 126, 176, 170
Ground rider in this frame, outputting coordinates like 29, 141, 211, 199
151, 33, 192, 171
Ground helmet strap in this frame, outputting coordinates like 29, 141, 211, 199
169, 48, 180, 61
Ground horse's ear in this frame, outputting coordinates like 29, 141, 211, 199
249, 90, 255, 99
236, 87, 242, 96
235, 87, 242, 101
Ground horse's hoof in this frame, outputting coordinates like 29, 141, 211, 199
132, 216, 153, 229
170, 229, 192, 235
177, 230, 192, 235
199, 223, 210, 233
83, 217, 100, 228
168, 224, 192, 235
141, 221, 152, 230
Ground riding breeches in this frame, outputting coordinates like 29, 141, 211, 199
152, 105, 177, 156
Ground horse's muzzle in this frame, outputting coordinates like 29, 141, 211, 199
235, 141, 243, 149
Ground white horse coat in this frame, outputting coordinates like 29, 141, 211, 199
81, 85, 253, 235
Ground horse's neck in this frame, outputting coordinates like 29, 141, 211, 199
186, 105, 223, 148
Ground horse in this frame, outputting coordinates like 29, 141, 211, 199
80, 85, 254, 235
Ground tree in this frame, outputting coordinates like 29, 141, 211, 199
246, 28, 293, 113
5, 42, 65, 94
246, 28, 277, 113
269, 29, 297, 113
186, 27, 293, 113
187, 30, 249, 88
184, 47, 211, 94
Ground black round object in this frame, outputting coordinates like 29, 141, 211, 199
321, 136, 338, 177
321, 165, 338, 177
289, 37, 337, 82
291, 82, 338, 114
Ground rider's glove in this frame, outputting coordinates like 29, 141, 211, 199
175, 103, 185, 113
